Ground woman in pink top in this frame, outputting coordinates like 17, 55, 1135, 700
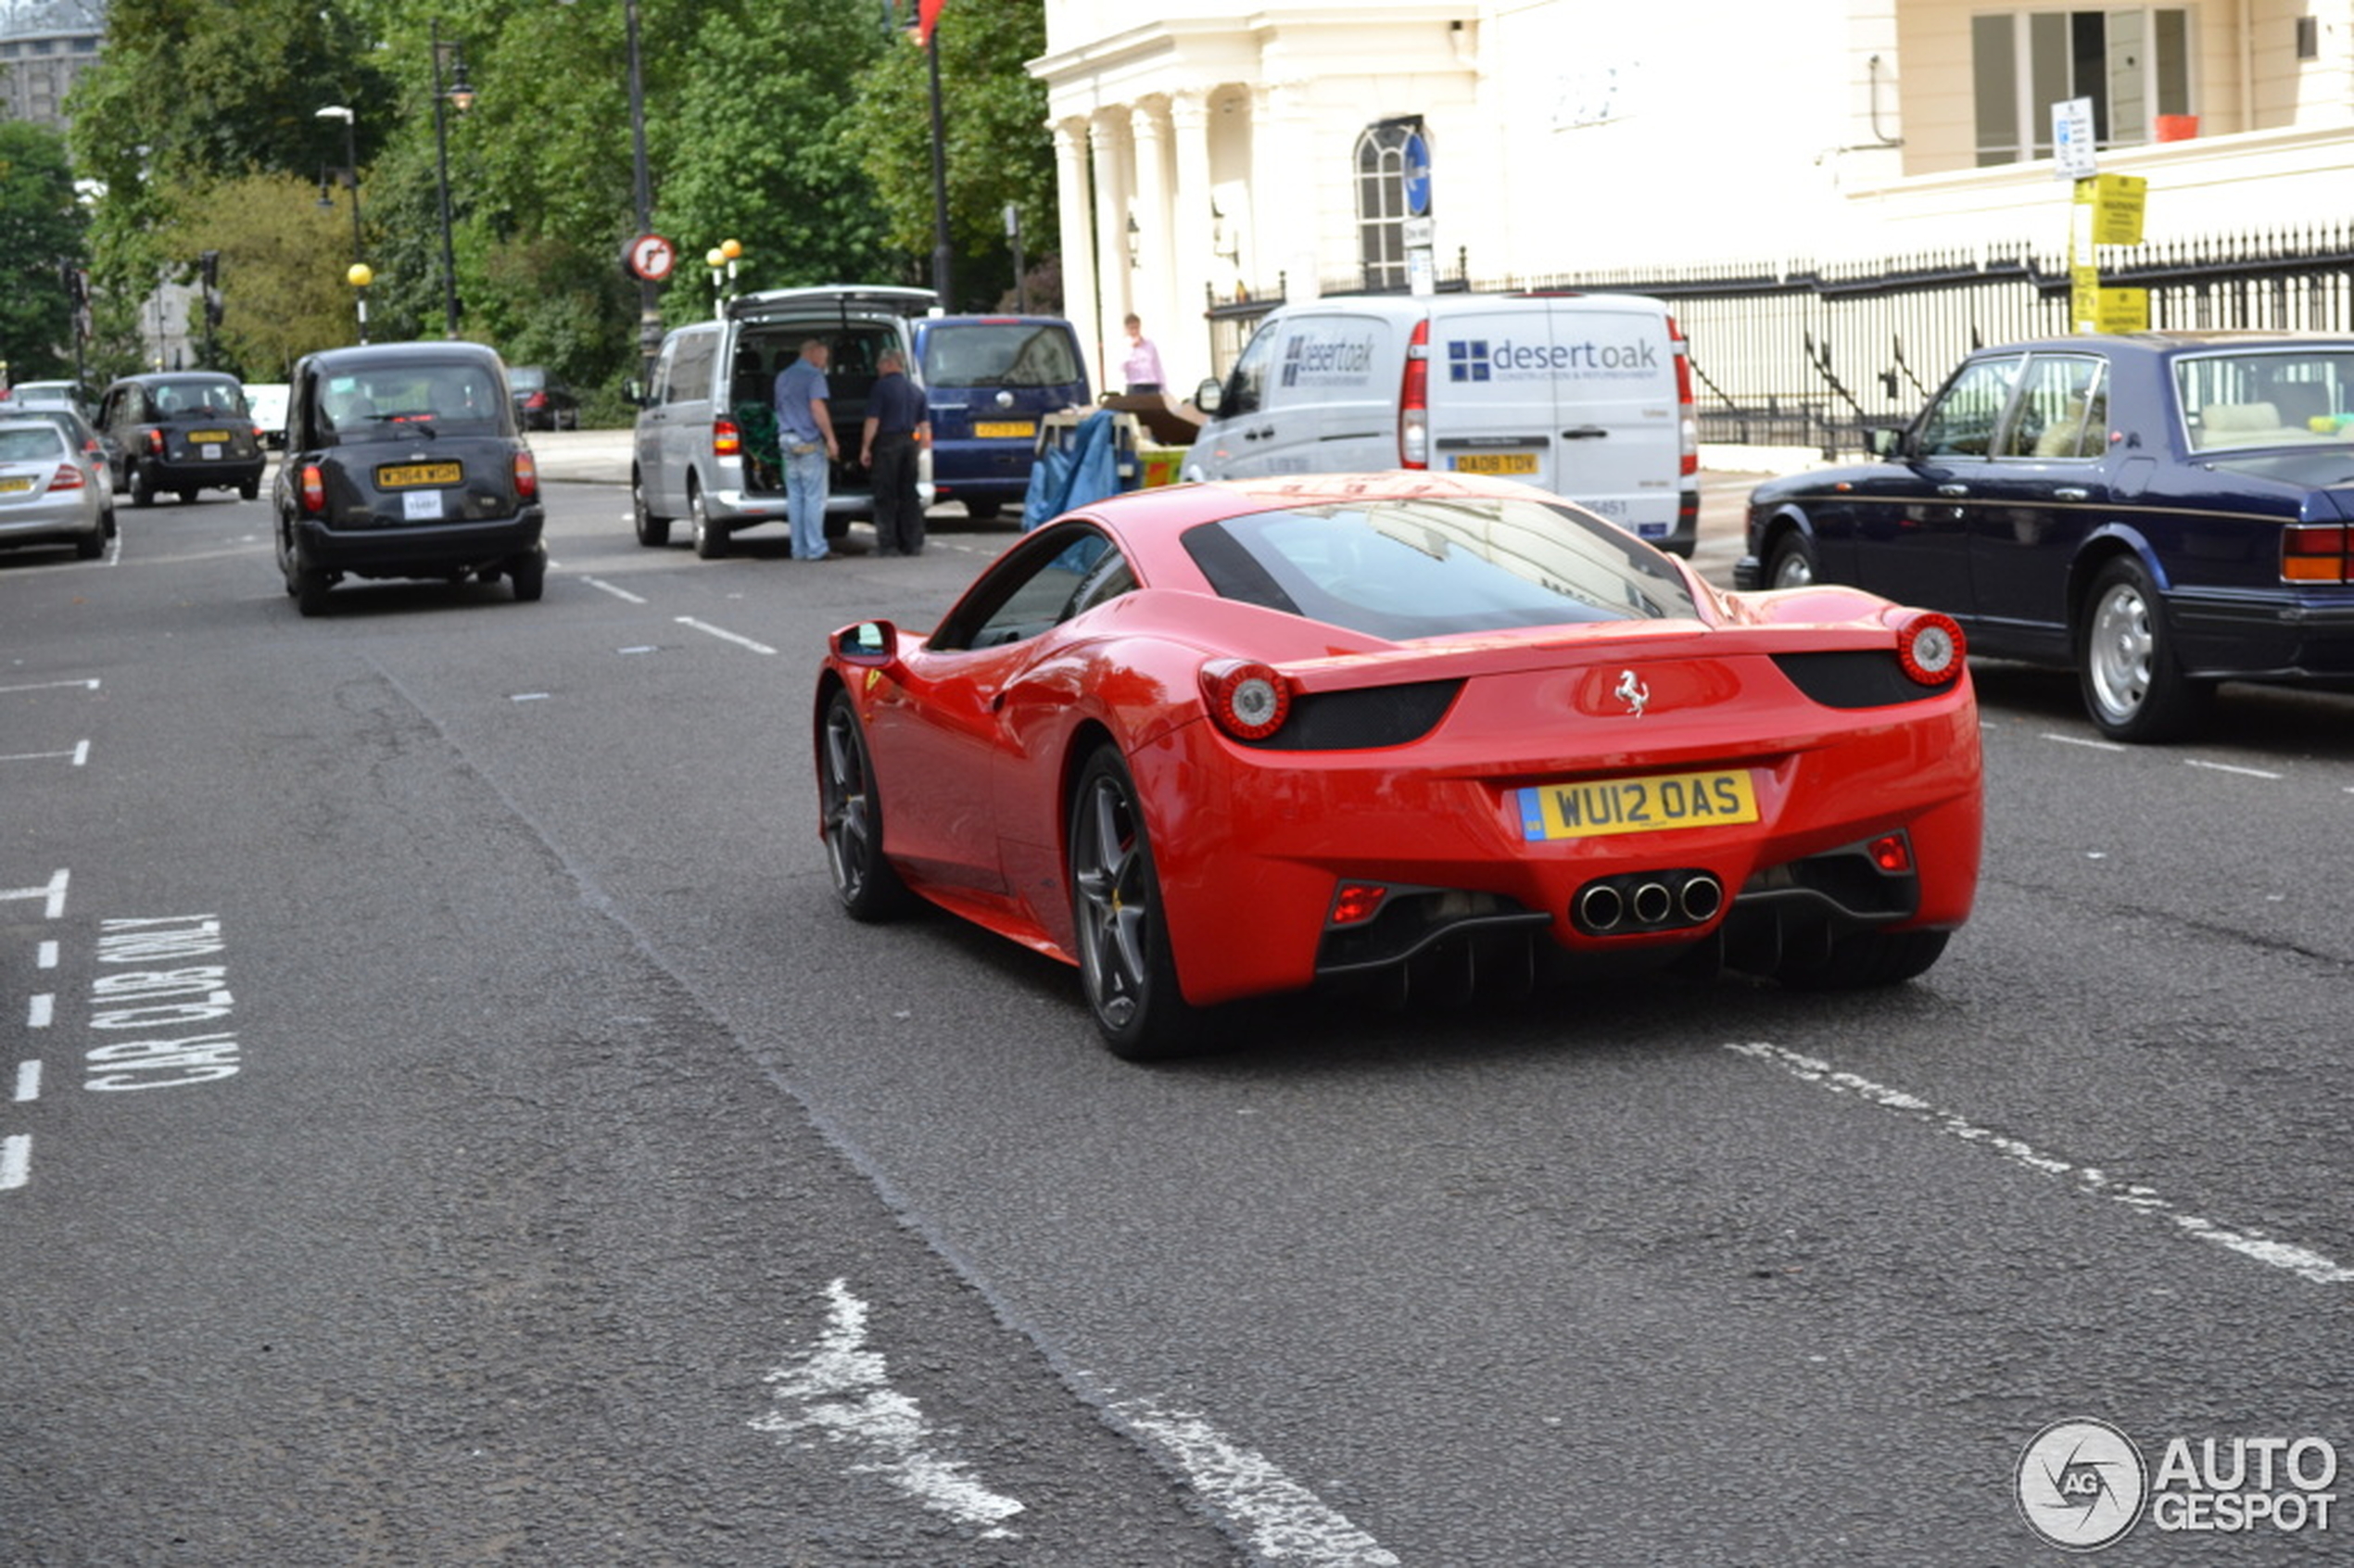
1120, 314, 1165, 394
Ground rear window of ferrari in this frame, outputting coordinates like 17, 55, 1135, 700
1180, 497, 1697, 639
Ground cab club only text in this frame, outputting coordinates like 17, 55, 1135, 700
84, 917, 240, 1092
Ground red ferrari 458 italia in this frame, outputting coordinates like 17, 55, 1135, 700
814, 473, 1981, 1059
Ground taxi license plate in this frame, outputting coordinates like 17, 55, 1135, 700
0, 475, 34, 493
378, 462, 462, 488
1517, 769, 1759, 841
973, 421, 1034, 439
1452, 452, 1538, 475
187, 429, 231, 444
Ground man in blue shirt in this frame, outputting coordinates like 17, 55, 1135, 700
772, 339, 839, 562
860, 348, 931, 556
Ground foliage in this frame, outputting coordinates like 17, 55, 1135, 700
60, 0, 1064, 413
845, 1, 1058, 312
0, 121, 86, 383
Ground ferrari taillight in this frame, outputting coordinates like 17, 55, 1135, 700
713, 417, 741, 459
2283, 524, 2349, 583
1328, 881, 1389, 926
1201, 658, 1292, 741
46, 462, 83, 492
513, 449, 538, 499
299, 462, 327, 512
1399, 319, 1429, 470
1894, 610, 1966, 686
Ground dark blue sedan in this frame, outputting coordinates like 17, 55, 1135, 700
1737, 332, 2354, 740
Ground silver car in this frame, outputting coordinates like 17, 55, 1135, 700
0, 418, 110, 559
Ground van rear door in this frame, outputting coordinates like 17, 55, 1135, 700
1429, 297, 1685, 543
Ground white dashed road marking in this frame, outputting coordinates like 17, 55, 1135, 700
1728, 1042, 2354, 1284
1110, 1397, 1402, 1566
676, 615, 777, 656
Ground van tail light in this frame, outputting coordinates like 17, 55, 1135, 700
1668, 314, 1699, 479
513, 449, 539, 500
713, 417, 741, 459
1399, 319, 1430, 470
1893, 610, 1967, 686
1200, 658, 1292, 741
299, 462, 327, 513
2283, 523, 2349, 583
47, 462, 83, 492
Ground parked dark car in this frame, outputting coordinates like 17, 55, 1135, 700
94, 372, 266, 505
272, 341, 545, 617
1738, 332, 2354, 741
508, 366, 578, 431
911, 314, 1091, 521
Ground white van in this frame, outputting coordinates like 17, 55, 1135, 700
1185, 292, 1698, 553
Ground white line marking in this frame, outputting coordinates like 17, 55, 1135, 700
582, 575, 648, 604
26, 994, 53, 1029
2184, 758, 2282, 780
0, 869, 69, 917
1113, 1398, 1402, 1566
509, 693, 551, 702
750, 1279, 1025, 1538
35, 941, 57, 969
0, 743, 90, 765
14, 1060, 39, 1102
0, 1134, 27, 1191
1728, 1043, 2354, 1284
2041, 732, 2128, 752
0, 678, 100, 695
676, 615, 778, 655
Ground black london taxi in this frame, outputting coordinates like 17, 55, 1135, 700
95, 371, 267, 505
1739, 332, 2354, 741
272, 342, 546, 616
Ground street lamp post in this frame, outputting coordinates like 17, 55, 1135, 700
315, 105, 366, 343
922, 16, 953, 309
431, 19, 475, 339
625, 0, 660, 386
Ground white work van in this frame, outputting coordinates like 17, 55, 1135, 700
1186, 292, 1698, 553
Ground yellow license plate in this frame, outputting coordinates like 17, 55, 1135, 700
973, 421, 1034, 439
377, 462, 462, 488
1517, 770, 1759, 841
0, 475, 34, 493
187, 429, 231, 444
1453, 452, 1538, 475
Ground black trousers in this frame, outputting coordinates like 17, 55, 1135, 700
870, 433, 923, 555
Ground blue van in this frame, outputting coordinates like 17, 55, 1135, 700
912, 314, 1091, 521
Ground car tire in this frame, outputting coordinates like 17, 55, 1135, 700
101, 508, 117, 539
509, 550, 546, 602
632, 467, 671, 547
818, 689, 918, 922
130, 464, 155, 508
1778, 928, 1951, 990
2078, 555, 2211, 742
178, 489, 198, 506
690, 481, 726, 559
1766, 530, 1817, 588
74, 527, 105, 560
964, 499, 1002, 522
238, 478, 259, 501
1068, 745, 1206, 1061
294, 555, 333, 617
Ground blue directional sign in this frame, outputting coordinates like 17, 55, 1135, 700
1402, 131, 1432, 218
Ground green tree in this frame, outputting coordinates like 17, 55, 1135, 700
845, 0, 1057, 312
0, 121, 86, 383
167, 173, 373, 379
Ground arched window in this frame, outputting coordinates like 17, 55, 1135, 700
1354, 122, 1413, 291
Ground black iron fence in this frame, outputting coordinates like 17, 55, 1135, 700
1204, 222, 2354, 455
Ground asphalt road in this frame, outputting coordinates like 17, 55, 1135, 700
4, 448, 2351, 1564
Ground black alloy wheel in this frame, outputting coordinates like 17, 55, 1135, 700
819, 690, 916, 921
1068, 746, 1203, 1060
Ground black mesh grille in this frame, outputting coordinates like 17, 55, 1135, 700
1248, 679, 1463, 751
1771, 651, 1955, 709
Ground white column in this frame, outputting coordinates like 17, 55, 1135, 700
1168, 89, 1215, 393
1128, 96, 1175, 390
1255, 79, 1321, 300
1088, 108, 1131, 394
1052, 117, 1099, 380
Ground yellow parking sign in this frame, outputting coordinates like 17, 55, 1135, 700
2075, 173, 2148, 246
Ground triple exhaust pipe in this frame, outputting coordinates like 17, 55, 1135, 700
1574, 869, 1724, 935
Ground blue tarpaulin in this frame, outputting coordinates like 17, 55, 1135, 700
1021, 409, 1124, 530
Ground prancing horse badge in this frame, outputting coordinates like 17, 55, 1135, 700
1614, 669, 1650, 717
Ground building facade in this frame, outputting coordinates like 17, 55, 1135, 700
0, 0, 103, 132
1031, 0, 2354, 393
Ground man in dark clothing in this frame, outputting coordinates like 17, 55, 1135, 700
860, 349, 931, 557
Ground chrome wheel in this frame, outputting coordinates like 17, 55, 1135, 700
1767, 535, 1816, 588
2084, 578, 2153, 725
690, 482, 725, 559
